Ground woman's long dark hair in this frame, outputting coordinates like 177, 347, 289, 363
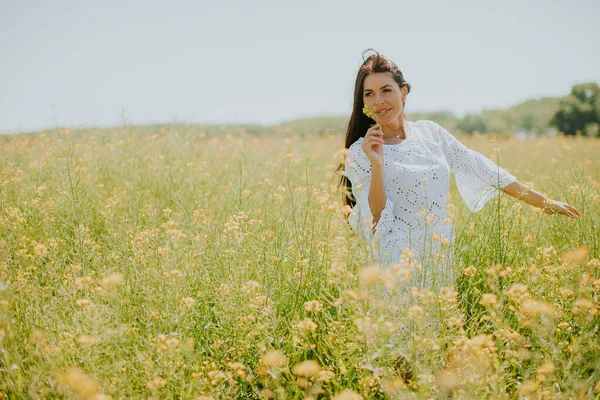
334, 49, 412, 209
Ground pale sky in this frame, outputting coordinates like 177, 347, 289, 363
1, 0, 599, 134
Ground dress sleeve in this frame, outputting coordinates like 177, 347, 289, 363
344, 139, 395, 243
433, 122, 517, 212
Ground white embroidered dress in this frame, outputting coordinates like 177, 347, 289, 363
344, 120, 517, 288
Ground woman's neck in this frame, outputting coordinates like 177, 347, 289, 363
381, 115, 406, 138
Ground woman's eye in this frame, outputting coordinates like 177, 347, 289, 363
384, 89, 391, 92
365, 93, 372, 97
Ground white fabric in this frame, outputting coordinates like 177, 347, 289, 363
344, 120, 517, 289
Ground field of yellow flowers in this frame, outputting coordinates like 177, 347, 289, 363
0, 124, 599, 399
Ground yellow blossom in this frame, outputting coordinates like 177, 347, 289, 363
333, 148, 349, 163
332, 389, 363, 400
362, 104, 378, 122
292, 360, 320, 377
517, 379, 537, 397
76, 335, 99, 346
258, 389, 273, 399
485, 264, 502, 276
447, 316, 464, 328
261, 350, 288, 368
573, 298, 594, 314
28, 330, 45, 344
317, 369, 335, 383
75, 299, 92, 309
179, 297, 195, 308
560, 288, 575, 297
218, 283, 230, 296
34, 242, 48, 257
523, 234, 536, 246
146, 377, 168, 390
537, 361, 555, 381
241, 280, 260, 294
90, 286, 104, 296
296, 377, 310, 388
227, 362, 247, 379
100, 272, 123, 288
506, 283, 528, 302
75, 276, 93, 290
381, 377, 406, 394
358, 265, 381, 287
44, 345, 62, 355
54, 368, 100, 399
294, 318, 318, 333
408, 305, 425, 320
166, 269, 183, 279
480, 293, 499, 309
69, 264, 82, 272
521, 299, 557, 317
248, 219, 262, 226
436, 368, 461, 390
463, 265, 477, 277
303, 300, 323, 312
560, 246, 589, 264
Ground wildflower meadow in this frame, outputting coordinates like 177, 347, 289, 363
0, 124, 599, 399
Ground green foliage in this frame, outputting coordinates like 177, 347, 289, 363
552, 82, 600, 136
407, 111, 460, 132
456, 113, 488, 134
479, 97, 562, 135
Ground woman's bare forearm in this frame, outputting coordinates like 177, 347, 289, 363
368, 162, 387, 226
503, 180, 581, 218
502, 181, 551, 209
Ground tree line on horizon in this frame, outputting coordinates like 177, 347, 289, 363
274, 82, 600, 138
5, 83, 597, 139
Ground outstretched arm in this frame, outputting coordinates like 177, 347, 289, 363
502, 181, 581, 218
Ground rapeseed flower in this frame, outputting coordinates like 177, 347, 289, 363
362, 104, 378, 123
292, 360, 320, 377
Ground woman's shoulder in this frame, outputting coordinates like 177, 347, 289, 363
349, 136, 364, 146
411, 119, 441, 131
410, 120, 443, 142
347, 137, 365, 155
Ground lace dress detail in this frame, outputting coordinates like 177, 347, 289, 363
344, 120, 517, 288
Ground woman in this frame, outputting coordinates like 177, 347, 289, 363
338, 49, 581, 289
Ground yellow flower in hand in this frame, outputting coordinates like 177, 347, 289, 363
362, 104, 378, 123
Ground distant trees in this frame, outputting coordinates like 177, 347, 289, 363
407, 111, 459, 132
271, 83, 600, 137
454, 97, 564, 135
456, 113, 487, 134
552, 82, 600, 136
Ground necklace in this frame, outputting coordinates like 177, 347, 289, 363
383, 122, 410, 140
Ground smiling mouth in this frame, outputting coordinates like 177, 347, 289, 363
376, 109, 391, 116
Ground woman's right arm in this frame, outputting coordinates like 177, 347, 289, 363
362, 123, 387, 227
345, 125, 395, 240
367, 161, 387, 227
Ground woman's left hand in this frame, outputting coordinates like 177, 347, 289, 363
543, 199, 581, 218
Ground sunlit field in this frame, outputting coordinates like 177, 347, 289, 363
1, 124, 599, 399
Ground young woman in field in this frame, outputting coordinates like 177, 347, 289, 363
338, 49, 581, 289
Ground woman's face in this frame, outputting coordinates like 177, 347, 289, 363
362, 72, 407, 124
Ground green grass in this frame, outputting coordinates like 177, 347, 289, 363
0, 126, 599, 399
